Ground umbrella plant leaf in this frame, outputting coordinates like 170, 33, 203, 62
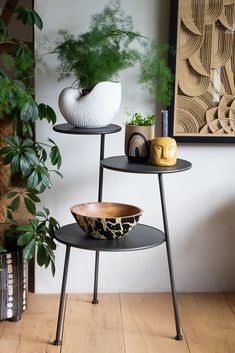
24, 197, 36, 214
23, 239, 36, 260
17, 232, 34, 246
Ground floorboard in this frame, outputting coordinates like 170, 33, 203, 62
121, 293, 189, 353
1, 293, 235, 353
178, 293, 235, 353
61, 293, 125, 353
224, 293, 235, 316
0, 294, 60, 353
0, 321, 5, 338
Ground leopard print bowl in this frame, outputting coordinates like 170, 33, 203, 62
71, 202, 143, 240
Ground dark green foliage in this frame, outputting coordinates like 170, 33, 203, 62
125, 109, 155, 126
15, 7, 43, 30
0, 21, 7, 42
52, 0, 141, 89
51, 0, 173, 107
0, 7, 62, 274
139, 41, 173, 107
3, 209, 58, 274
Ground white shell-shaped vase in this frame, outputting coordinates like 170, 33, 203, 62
58, 81, 121, 128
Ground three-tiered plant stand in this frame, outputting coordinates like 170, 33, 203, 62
52, 123, 192, 346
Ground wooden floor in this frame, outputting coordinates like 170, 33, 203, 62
0, 293, 234, 353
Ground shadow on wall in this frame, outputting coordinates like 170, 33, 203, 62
180, 199, 235, 292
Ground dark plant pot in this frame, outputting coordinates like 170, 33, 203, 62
124, 124, 155, 163
0, 250, 28, 321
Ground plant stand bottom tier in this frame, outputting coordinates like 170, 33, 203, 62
0, 250, 28, 321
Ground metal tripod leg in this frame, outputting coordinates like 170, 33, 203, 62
54, 245, 71, 346
158, 174, 183, 341
92, 134, 105, 304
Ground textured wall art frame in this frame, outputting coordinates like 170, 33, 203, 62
169, 0, 235, 143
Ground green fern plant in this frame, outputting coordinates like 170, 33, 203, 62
51, 0, 142, 90
139, 41, 174, 107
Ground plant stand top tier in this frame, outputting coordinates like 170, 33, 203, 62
53, 123, 121, 135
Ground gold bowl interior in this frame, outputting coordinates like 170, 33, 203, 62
71, 202, 142, 218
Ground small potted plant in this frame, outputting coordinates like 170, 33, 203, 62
0, 6, 62, 321
124, 109, 155, 163
50, 0, 142, 128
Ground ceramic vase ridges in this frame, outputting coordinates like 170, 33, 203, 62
58, 81, 121, 128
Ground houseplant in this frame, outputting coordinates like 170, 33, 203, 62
0, 6, 62, 321
50, 0, 142, 128
124, 109, 155, 162
139, 41, 174, 107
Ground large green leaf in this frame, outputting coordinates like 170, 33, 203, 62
0, 146, 13, 156
20, 99, 38, 122
17, 224, 33, 232
17, 232, 34, 246
31, 219, 39, 230
38, 104, 57, 124
10, 196, 20, 211
20, 154, 32, 175
4, 136, 20, 147
22, 138, 34, 148
24, 150, 39, 166
51, 259, 56, 276
39, 168, 52, 188
50, 146, 62, 168
23, 239, 36, 260
6, 191, 18, 199
24, 197, 36, 214
46, 237, 57, 250
35, 211, 46, 218
10, 155, 20, 174
15, 7, 43, 30
37, 244, 48, 266
3, 151, 16, 165
27, 190, 40, 202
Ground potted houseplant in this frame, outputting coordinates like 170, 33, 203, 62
0, 6, 62, 321
50, 0, 142, 128
124, 109, 155, 162
139, 41, 174, 108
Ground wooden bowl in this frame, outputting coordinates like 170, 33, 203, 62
71, 202, 143, 240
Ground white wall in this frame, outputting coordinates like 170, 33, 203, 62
34, 0, 235, 293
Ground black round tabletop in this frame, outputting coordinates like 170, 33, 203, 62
53, 123, 121, 135
101, 156, 192, 174
55, 223, 165, 252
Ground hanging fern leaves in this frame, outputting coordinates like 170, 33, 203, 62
139, 41, 174, 107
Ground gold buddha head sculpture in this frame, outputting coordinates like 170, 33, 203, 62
150, 137, 177, 166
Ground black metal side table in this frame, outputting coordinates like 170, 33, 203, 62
52, 125, 192, 345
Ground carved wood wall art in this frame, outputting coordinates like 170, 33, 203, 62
169, 0, 235, 142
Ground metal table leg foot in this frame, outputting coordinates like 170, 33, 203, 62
53, 245, 71, 346
158, 174, 183, 341
92, 251, 100, 304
